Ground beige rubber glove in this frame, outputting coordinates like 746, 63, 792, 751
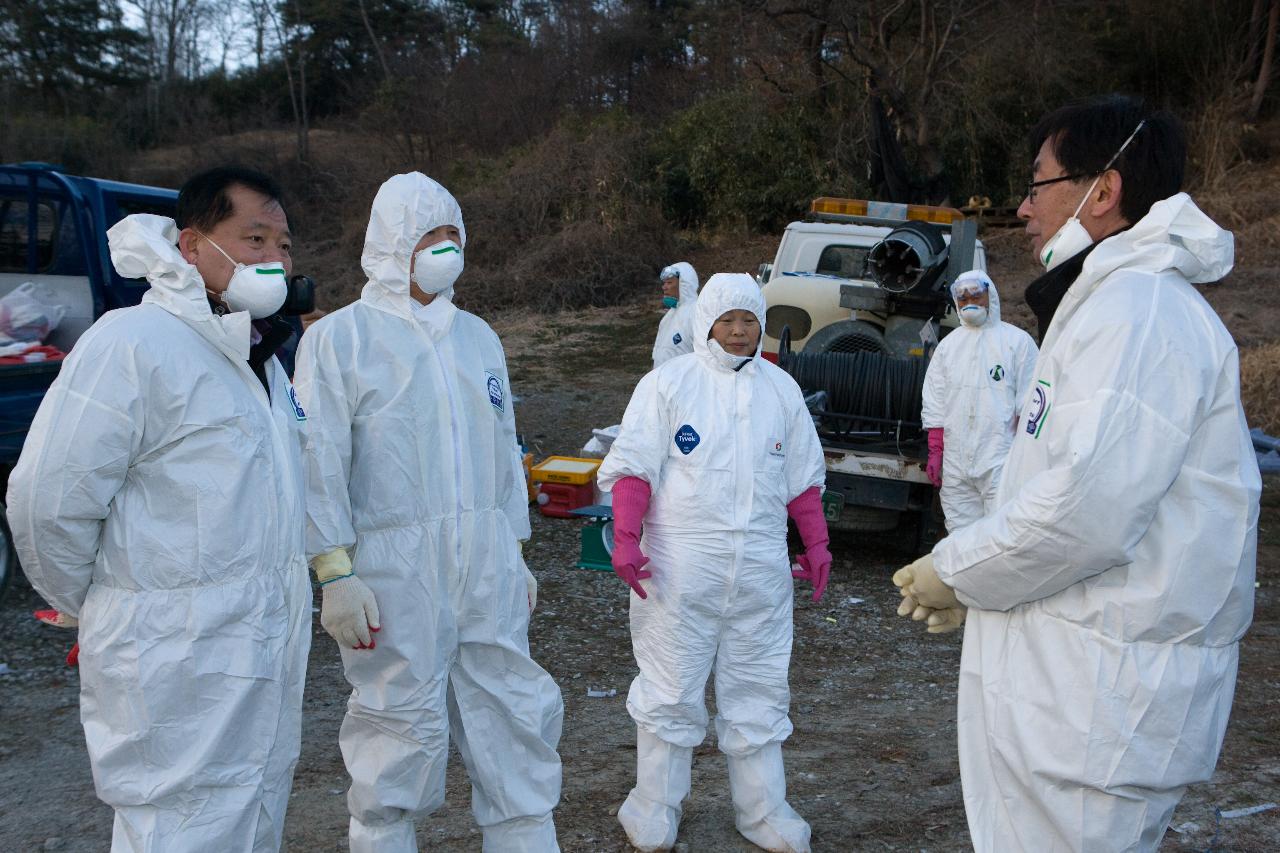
892, 553, 961, 611
313, 549, 381, 650
896, 593, 932, 622
926, 607, 967, 634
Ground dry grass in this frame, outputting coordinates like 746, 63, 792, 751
1241, 342, 1280, 436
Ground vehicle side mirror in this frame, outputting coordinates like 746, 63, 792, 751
757, 262, 773, 285
281, 274, 315, 316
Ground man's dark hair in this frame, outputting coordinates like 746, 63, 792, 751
176, 166, 289, 233
1029, 94, 1186, 224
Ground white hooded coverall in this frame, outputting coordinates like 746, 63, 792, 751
933, 194, 1260, 852
921, 274, 1038, 531
598, 273, 825, 852
6, 214, 312, 852
293, 173, 563, 852
652, 262, 699, 368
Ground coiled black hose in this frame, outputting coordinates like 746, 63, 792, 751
779, 350, 927, 438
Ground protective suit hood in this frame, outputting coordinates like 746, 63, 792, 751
693, 273, 765, 369
107, 213, 252, 361
668, 261, 699, 304
949, 270, 1001, 327
360, 172, 467, 319
1083, 193, 1233, 289
1042, 193, 1233, 359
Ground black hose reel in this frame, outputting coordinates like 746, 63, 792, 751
778, 324, 927, 442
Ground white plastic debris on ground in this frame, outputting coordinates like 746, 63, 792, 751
1220, 803, 1277, 819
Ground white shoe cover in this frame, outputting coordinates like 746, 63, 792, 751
482, 813, 560, 852
618, 727, 693, 852
349, 816, 417, 853
726, 743, 811, 853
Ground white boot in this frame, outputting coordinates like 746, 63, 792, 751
726, 743, 811, 853
349, 816, 417, 853
617, 727, 693, 852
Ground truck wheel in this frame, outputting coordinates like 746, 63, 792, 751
830, 506, 900, 533
0, 505, 15, 604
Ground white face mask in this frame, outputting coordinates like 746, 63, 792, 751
959, 304, 989, 327
1037, 120, 1146, 272
412, 239, 464, 295
201, 234, 288, 319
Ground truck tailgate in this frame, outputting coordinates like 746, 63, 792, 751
822, 446, 932, 485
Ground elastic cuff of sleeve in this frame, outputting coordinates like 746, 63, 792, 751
312, 548, 352, 584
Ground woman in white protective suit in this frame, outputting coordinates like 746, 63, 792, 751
920, 269, 1038, 531
7, 177, 311, 852
293, 172, 563, 853
597, 273, 831, 853
652, 261, 699, 368
894, 96, 1260, 851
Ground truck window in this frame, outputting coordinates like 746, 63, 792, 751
0, 199, 56, 273
816, 245, 869, 279
112, 196, 177, 220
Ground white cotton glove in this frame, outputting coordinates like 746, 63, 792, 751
892, 553, 961, 611
313, 548, 381, 650
518, 543, 536, 614
321, 575, 381, 649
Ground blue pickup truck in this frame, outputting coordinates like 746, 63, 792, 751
0, 163, 180, 598
0, 163, 313, 601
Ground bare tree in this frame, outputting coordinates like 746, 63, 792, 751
127, 0, 202, 82
1247, 0, 1278, 121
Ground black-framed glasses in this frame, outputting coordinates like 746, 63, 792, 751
1025, 172, 1097, 203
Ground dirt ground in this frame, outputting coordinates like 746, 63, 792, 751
3, 237, 1279, 850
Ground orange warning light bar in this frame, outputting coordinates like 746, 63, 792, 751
809, 197, 962, 224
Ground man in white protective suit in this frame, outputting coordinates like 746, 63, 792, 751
652, 261, 699, 368
6, 167, 311, 852
920, 269, 1038, 531
893, 94, 1261, 851
598, 273, 831, 853
293, 172, 564, 853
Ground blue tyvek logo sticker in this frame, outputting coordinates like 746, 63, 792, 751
672, 332, 682, 346
486, 372, 504, 413
287, 384, 307, 421
674, 424, 700, 455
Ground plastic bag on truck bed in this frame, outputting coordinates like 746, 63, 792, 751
0, 281, 69, 346
581, 424, 621, 457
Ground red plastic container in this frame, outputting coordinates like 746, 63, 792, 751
536, 482, 595, 518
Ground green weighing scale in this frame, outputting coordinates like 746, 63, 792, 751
569, 504, 614, 571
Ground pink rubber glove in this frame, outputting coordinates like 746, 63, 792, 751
610, 476, 653, 599
787, 486, 832, 602
926, 428, 944, 489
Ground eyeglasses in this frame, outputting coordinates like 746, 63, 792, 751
1025, 172, 1097, 203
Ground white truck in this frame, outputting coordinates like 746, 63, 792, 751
758, 198, 985, 544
